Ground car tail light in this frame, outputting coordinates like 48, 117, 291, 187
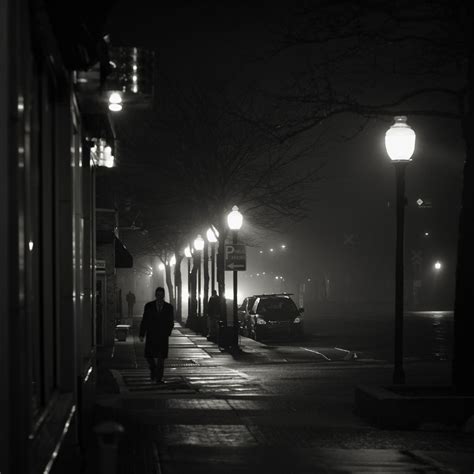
293, 317, 302, 324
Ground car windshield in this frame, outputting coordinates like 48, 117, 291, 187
239, 297, 256, 311
256, 298, 298, 321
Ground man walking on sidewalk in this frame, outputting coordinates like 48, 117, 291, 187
126, 290, 136, 317
139, 287, 174, 383
207, 289, 221, 342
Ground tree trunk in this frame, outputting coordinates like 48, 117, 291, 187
165, 264, 176, 309
200, 243, 210, 336
174, 255, 183, 323
203, 243, 210, 318
217, 230, 227, 297
452, 26, 474, 393
216, 228, 228, 324
187, 254, 198, 329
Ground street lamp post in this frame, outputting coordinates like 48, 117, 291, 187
184, 246, 192, 321
194, 234, 205, 323
211, 243, 216, 293
385, 116, 416, 385
227, 206, 243, 349
170, 254, 176, 304
207, 227, 219, 293
198, 260, 201, 318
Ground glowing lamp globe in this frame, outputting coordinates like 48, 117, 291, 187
227, 205, 243, 230
108, 91, 123, 104
206, 227, 218, 243
184, 246, 192, 258
385, 116, 416, 162
108, 91, 123, 113
194, 234, 204, 251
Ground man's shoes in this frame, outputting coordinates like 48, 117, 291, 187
156, 379, 165, 384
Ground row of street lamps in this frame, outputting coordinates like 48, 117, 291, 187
152, 116, 418, 370
176, 206, 244, 347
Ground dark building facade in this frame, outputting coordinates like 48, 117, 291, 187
0, 1, 116, 472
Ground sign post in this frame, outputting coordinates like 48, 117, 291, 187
225, 242, 246, 350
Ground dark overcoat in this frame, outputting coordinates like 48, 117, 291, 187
207, 295, 222, 319
139, 301, 174, 358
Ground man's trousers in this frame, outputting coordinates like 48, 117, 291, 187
146, 357, 164, 382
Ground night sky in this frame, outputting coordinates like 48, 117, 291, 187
104, 2, 465, 309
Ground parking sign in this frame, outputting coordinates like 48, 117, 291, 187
225, 244, 246, 271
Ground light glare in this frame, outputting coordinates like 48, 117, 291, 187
108, 103, 122, 112
109, 91, 122, 104
227, 205, 243, 230
194, 234, 204, 251
206, 227, 218, 243
385, 116, 416, 161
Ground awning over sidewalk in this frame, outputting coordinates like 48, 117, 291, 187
114, 236, 133, 268
96, 230, 133, 268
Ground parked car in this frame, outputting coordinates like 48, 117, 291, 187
238, 293, 304, 341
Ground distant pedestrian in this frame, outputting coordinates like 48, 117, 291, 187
118, 288, 123, 319
207, 290, 222, 341
126, 290, 136, 317
139, 287, 175, 383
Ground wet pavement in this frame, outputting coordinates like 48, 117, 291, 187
305, 310, 454, 362
94, 317, 474, 473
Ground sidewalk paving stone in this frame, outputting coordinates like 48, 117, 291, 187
95, 321, 474, 474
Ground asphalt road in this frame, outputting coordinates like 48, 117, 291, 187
302, 310, 453, 362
